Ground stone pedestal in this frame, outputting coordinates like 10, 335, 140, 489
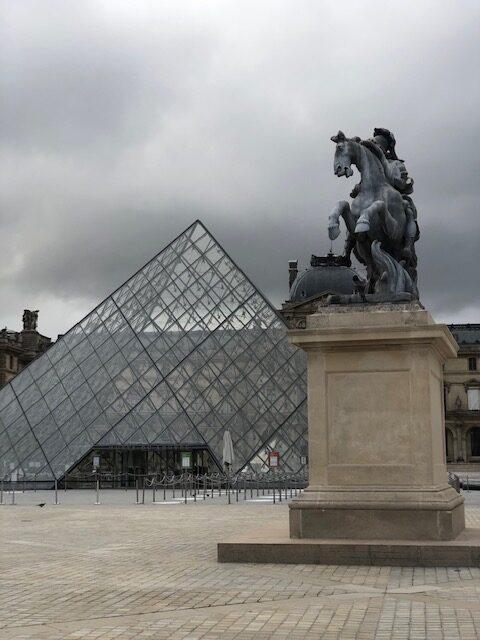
288, 303, 465, 541
217, 303, 477, 565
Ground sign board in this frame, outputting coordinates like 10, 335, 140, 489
268, 451, 280, 468
93, 455, 100, 469
181, 452, 192, 469
300, 456, 307, 465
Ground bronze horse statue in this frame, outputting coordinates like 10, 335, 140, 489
328, 130, 417, 297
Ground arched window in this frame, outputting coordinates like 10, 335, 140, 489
469, 427, 480, 459
445, 428, 454, 462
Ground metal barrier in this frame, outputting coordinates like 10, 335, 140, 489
147, 470, 308, 505
0, 469, 308, 506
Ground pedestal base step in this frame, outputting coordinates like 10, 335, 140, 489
218, 524, 480, 567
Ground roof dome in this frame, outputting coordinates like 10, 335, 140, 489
289, 253, 357, 302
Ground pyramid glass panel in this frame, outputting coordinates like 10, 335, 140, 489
0, 221, 308, 480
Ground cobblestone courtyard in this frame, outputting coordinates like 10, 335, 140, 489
1, 491, 480, 639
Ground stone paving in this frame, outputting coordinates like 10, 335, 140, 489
1, 490, 480, 639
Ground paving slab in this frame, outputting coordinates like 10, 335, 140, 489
0, 491, 480, 639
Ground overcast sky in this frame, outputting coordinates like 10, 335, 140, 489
1, 0, 479, 338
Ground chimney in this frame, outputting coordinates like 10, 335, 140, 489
288, 260, 298, 290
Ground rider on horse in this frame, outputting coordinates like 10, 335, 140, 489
348, 128, 419, 281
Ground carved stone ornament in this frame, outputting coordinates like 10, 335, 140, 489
22, 310, 39, 331
293, 318, 307, 329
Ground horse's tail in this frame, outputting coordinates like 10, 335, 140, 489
371, 240, 415, 296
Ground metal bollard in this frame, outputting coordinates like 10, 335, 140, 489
152, 481, 156, 503
184, 476, 187, 504
95, 475, 100, 505
0, 478, 3, 505
54, 479, 59, 505
142, 478, 145, 504
273, 482, 276, 504
243, 477, 247, 500
12, 484, 15, 505
203, 476, 207, 500
135, 478, 140, 504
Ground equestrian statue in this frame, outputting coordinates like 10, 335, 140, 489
327, 128, 420, 303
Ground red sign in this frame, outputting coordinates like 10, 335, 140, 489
268, 451, 280, 468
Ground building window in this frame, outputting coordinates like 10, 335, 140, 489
467, 389, 480, 411
445, 428, 453, 462
470, 428, 480, 458
469, 357, 477, 371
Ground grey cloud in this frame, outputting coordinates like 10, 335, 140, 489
1, 0, 479, 337
1, 2, 217, 154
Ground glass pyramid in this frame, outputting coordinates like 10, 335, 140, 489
0, 221, 307, 480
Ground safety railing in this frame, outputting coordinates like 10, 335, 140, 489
0, 470, 308, 506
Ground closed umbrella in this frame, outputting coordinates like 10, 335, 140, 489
222, 429, 235, 469
223, 429, 235, 504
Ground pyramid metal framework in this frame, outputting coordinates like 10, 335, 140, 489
0, 221, 307, 480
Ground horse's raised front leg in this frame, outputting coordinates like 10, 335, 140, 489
355, 201, 378, 233
328, 200, 352, 240
355, 200, 401, 240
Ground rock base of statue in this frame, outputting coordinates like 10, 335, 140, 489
218, 303, 477, 566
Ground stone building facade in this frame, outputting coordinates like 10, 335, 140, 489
0, 311, 53, 389
444, 324, 480, 469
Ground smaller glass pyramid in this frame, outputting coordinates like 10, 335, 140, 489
0, 221, 307, 480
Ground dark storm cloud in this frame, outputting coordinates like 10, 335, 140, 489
1, 2, 217, 153
1, 0, 479, 336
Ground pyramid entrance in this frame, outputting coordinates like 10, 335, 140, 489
66, 444, 219, 487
